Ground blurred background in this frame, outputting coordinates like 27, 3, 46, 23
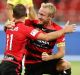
0, 0, 80, 75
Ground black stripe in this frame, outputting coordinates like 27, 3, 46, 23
26, 55, 41, 61
30, 40, 54, 49
26, 46, 42, 55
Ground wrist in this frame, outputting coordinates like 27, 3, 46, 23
50, 54, 54, 60
62, 28, 66, 34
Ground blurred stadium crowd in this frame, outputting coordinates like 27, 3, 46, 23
0, 0, 80, 23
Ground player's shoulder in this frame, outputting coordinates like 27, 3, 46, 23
20, 0, 33, 6
52, 22, 62, 30
16, 21, 25, 27
25, 19, 38, 27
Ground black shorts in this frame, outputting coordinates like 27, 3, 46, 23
0, 56, 21, 75
25, 59, 62, 75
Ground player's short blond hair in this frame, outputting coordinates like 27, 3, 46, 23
41, 3, 56, 16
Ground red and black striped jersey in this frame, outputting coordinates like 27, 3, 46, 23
25, 19, 65, 64
4, 21, 42, 62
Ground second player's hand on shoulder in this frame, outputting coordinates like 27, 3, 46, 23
5, 20, 15, 29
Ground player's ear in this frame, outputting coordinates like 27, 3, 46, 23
52, 15, 54, 18
48, 15, 53, 20
49, 14, 54, 18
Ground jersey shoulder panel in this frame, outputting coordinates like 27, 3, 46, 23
7, 0, 19, 6
20, 0, 33, 6
52, 22, 62, 30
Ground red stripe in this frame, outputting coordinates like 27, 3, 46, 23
25, 60, 42, 64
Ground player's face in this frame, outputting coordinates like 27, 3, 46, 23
38, 7, 50, 25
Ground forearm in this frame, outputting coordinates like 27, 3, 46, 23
7, 4, 14, 20
45, 29, 65, 41
28, 7, 38, 20
51, 52, 65, 60
37, 29, 65, 41
44, 23, 76, 41
42, 48, 65, 61
50, 46, 65, 60
37, 24, 75, 41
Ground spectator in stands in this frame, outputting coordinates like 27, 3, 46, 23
0, 0, 7, 23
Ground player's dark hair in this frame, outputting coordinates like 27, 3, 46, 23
13, 4, 27, 19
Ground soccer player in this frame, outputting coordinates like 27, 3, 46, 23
0, 4, 76, 75
25, 3, 74, 75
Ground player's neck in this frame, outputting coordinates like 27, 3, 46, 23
15, 17, 25, 23
44, 20, 52, 28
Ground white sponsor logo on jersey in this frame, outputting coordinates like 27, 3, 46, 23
30, 29, 39, 36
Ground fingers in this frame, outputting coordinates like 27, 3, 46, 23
65, 20, 69, 26
69, 24, 77, 32
42, 52, 48, 61
5, 20, 15, 28
42, 52, 48, 56
64, 20, 77, 33
72, 24, 77, 32
65, 21, 76, 27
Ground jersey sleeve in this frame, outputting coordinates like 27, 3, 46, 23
7, 0, 19, 6
25, 26, 42, 40
56, 35, 65, 47
53, 23, 65, 47
25, 19, 32, 26
20, 0, 33, 7
25, 19, 39, 27
7, 0, 33, 7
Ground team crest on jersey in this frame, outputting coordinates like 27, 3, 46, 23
30, 29, 39, 36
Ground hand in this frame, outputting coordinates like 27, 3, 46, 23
5, 20, 15, 29
42, 52, 53, 61
64, 21, 76, 33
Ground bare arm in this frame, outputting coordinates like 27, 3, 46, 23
28, 6, 38, 20
51, 46, 65, 59
37, 24, 76, 41
6, 4, 14, 20
42, 46, 65, 61
37, 29, 65, 41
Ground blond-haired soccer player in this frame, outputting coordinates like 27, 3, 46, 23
25, 3, 73, 75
